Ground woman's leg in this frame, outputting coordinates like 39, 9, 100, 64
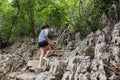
44, 45, 52, 58
39, 47, 44, 66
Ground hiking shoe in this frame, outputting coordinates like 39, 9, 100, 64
43, 57, 49, 61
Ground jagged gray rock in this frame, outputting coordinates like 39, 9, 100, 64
0, 23, 120, 80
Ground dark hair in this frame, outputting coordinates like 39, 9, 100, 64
46, 24, 49, 28
42, 24, 49, 29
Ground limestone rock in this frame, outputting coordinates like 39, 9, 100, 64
0, 23, 120, 80
75, 32, 81, 42
16, 72, 37, 80
35, 72, 56, 80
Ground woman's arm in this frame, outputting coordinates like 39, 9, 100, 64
45, 29, 51, 44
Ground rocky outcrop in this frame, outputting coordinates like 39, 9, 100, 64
35, 23, 120, 80
0, 23, 120, 80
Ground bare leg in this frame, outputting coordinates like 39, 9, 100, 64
44, 45, 52, 58
39, 47, 44, 66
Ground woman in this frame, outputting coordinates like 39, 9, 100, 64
38, 24, 52, 68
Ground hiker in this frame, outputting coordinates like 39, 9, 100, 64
38, 24, 52, 68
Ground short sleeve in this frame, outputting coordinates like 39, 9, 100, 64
45, 30, 48, 35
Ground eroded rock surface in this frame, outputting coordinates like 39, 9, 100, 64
0, 23, 120, 80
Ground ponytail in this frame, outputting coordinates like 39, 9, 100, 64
42, 24, 49, 29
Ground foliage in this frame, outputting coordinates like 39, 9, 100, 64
0, 0, 119, 48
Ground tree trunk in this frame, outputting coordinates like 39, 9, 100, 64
116, 0, 120, 22
104, 11, 113, 25
28, 5, 35, 37
6, 0, 20, 45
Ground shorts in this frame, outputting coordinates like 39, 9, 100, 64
38, 40, 49, 48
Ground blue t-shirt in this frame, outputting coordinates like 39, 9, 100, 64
38, 29, 48, 42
